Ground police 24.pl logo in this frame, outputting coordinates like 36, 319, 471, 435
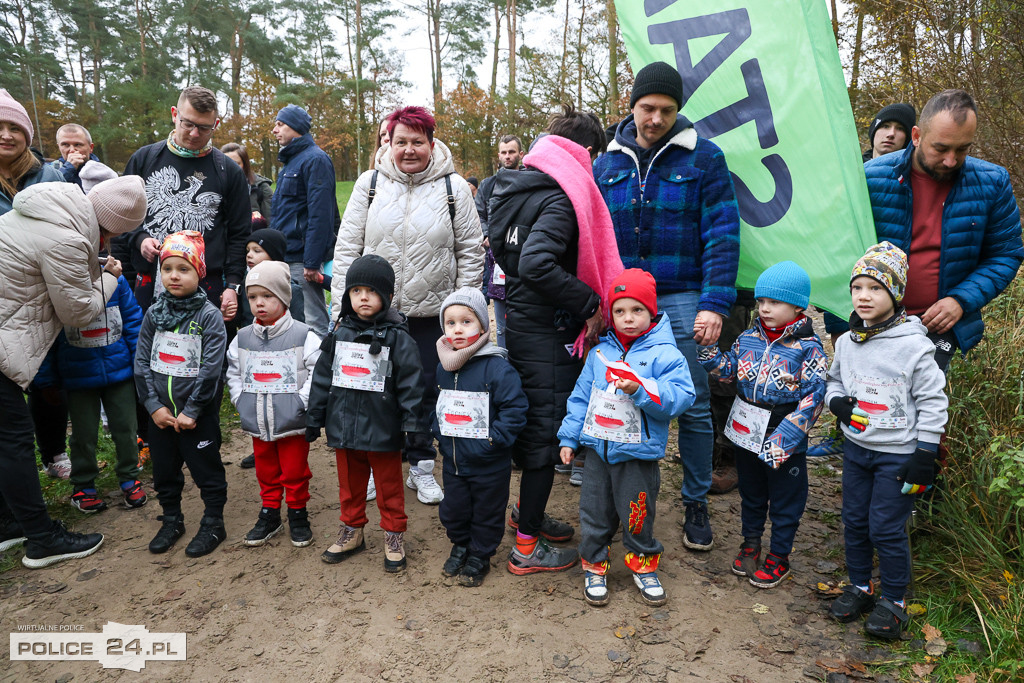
11, 621, 186, 672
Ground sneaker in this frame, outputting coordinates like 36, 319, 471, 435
406, 460, 443, 504
184, 516, 226, 558
244, 508, 283, 547
633, 571, 667, 606
322, 525, 365, 564
808, 433, 845, 457
384, 531, 406, 572
829, 584, 876, 623
148, 514, 185, 554
0, 516, 27, 552
749, 553, 791, 588
583, 572, 610, 606
709, 466, 739, 494
508, 503, 574, 543
287, 507, 313, 547
70, 489, 108, 514
553, 461, 572, 474
682, 501, 714, 551
864, 597, 909, 640
45, 453, 72, 480
507, 537, 579, 575
121, 480, 148, 509
366, 472, 377, 502
443, 544, 468, 577
239, 453, 256, 469
458, 555, 489, 587
22, 521, 103, 569
731, 538, 761, 577
569, 458, 584, 487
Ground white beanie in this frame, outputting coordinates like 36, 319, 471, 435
88, 176, 147, 234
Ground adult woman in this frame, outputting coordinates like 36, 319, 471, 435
0, 89, 61, 215
333, 106, 484, 505
221, 142, 272, 227
369, 118, 390, 171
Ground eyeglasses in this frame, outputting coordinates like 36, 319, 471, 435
177, 116, 217, 134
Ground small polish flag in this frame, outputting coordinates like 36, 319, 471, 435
595, 350, 661, 405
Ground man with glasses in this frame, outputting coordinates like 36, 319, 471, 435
123, 86, 250, 315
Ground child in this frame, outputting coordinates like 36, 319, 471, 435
306, 254, 425, 572
432, 288, 528, 586
825, 242, 947, 639
557, 269, 695, 606
134, 231, 229, 558
698, 261, 827, 589
226, 260, 321, 547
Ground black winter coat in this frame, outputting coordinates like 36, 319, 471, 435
487, 169, 601, 469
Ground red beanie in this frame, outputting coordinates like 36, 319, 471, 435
608, 268, 657, 317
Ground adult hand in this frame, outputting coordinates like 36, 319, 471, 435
103, 257, 122, 279
559, 447, 574, 465
921, 297, 963, 334
693, 310, 723, 345
584, 309, 604, 346
614, 377, 640, 395
175, 413, 196, 432
483, 236, 490, 249
303, 267, 321, 283
66, 150, 88, 169
220, 288, 238, 321
140, 237, 161, 262
151, 407, 177, 430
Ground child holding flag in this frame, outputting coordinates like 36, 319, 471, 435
558, 269, 695, 606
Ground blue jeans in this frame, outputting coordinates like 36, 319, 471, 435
288, 262, 329, 338
657, 291, 713, 504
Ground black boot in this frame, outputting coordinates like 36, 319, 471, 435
0, 515, 27, 552
244, 508, 282, 547
287, 508, 312, 547
442, 544, 468, 577
458, 555, 490, 587
185, 516, 226, 558
148, 514, 185, 554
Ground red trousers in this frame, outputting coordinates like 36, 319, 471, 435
336, 449, 406, 532
253, 435, 311, 509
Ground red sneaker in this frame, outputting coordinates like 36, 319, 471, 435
749, 553, 791, 588
71, 489, 108, 514
121, 480, 148, 509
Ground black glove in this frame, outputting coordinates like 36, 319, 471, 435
897, 444, 938, 494
828, 395, 869, 433
305, 426, 321, 443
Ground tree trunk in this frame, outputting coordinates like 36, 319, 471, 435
431, 0, 443, 113
576, 0, 587, 108
356, 0, 364, 173
608, 0, 618, 119
558, 0, 570, 101
490, 1, 501, 101
506, 0, 517, 100
849, 9, 864, 113
830, 0, 839, 44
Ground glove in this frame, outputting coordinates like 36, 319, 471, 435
305, 426, 321, 443
898, 443, 938, 494
828, 395, 869, 433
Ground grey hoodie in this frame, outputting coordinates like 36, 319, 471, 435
825, 316, 947, 454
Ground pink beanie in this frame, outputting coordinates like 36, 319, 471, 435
0, 89, 33, 142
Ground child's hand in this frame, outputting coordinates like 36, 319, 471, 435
175, 414, 196, 431
614, 377, 640, 395
151, 407, 177, 430
828, 395, 869, 432
559, 447, 574, 465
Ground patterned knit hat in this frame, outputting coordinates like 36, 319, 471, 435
755, 261, 811, 309
88, 176, 147, 234
440, 287, 489, 334
0, 89, 33, 142
851, 241, 908, 305
609, 268, 658, 317
246, 260, 291, 308
160, 231, 207, 279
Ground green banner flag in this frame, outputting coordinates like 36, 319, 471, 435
614, 0, 876, 316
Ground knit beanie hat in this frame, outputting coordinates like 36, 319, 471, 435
246, 260, 292, 308
630, 62, 684, 109
342, 254, 395, 316
851, 241, 908, 305
867, 103, 916, 149
88, 176, 147, 234
246, 228, 287, 262
0, 89, 33, 142
276, 104, 312, 136
439, 287, 489, 334
160, 231, 207, 279
609, 268, 658, 317
755, 261, 811, 310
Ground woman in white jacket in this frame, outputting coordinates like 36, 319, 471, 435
332, 106, 484, 505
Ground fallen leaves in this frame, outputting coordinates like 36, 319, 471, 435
912, 662, 936, 677
956, 674, 977, 683
906, 603, 927, 616
816, 581, 845, 596
751, 603, 769, 614
614, 625, 635, 639
158, 589, 185, 603
922, 623, 948, 656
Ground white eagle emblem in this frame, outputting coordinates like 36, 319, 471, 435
143, 166, 221, 241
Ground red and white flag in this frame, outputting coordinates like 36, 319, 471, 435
595, 350, 661, 405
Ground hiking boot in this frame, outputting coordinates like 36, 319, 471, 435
239, 453, 256, 469
70, 489, 108, 514
0, 516, 27, 552
709, 466, 739, 494
287, 507, 312, 547
22, 521, 103, 569
384, 531, 406, 572
569, 458, 584, 487
749, 553, 791, 588
366, 472, 377, 502
633, 571, 667, 606
507, 538, 579, 575
829, 584, 876, 623
322, 525, 365, 564
406, 460, 443, 504
121, 480, 148, 509
583, 572, 610, 606
808, 433, 845, 457
731, 538, 761, 577
458, 555, 490, 587
443, 544, 468, 577
508, 502, 574, 543
682, 501, 713, 551
864, 597, 909, 640
149, 514, 185, 554
45, 453, 72, 480
244, 508, 283, 547
185, 516, 226, 558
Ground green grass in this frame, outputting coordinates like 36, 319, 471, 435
336, 180, 354, 214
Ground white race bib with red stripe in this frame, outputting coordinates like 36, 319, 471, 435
331, 341, 389, 392
850, 372, 908, 429
582, 385, 642, 444
436, 390, 489, 439
243, 351, 298, 394
66, 308, 122, 349
724, 396, 771, 454
150, 330, 201, 378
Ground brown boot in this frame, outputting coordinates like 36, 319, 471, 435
710, 466, 739, 494
321, 525, 365, 564
384, 531, 406, 573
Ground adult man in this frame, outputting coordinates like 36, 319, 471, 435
863, 103, 916, 162
593, 61, 740, 552
270, 104, 337, 338
123, 86, 250, 318
52, 124, 118, 193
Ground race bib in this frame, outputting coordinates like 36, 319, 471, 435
724, 396, 771, 453
436, 390, 490, 439
243, 350, 298, 394
850, 372, 908, 429
150, 330, 202, 377
66, 308, 122, 349
331, 342, 390, 392
492, 262, 506, 286
582, 386, 642, 444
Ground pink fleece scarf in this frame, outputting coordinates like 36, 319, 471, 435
523, 135, 624, 355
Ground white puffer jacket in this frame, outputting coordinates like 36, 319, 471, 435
331, 139, 484, 319
0, 183, 117, 389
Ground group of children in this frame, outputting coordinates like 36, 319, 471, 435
45, 222, 945, 641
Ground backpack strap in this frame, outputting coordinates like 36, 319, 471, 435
367, 170, 378, 210
444, 173, 456, 231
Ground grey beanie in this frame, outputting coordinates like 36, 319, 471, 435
439, 287, 489, 334
88, 176, 147, 234
246, 260, 292, 309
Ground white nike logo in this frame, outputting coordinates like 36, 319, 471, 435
197, 440, 213, 449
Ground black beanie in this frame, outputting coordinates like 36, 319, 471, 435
867, 103, 916, 149
630, 61, 684, 109
341, 254, 396, 319
247, 228, 287, 262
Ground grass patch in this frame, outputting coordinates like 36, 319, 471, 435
336, 180, 354, 213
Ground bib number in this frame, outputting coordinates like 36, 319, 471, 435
66, 308, 122, 349
243, 350, 298, 394
582, 386, 642, 444
150, 330, 202, 377
724, 396, 771, 453
436, 390, 490, 439
331, 341, 389, 392
850, 372, 908, 429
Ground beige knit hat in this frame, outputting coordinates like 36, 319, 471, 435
87, 176, 147, 234
246, 260, 292, 308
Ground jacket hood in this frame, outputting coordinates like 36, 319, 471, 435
376, 138, 456, 186
251, 310, 295, 339
753, 314, 815, 340
278, 133, 316, 163
11, 182, 99, 244
601, 312, 678, 353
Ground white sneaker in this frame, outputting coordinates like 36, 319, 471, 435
45, 453, 72, 480
405, 460, 443, 504
366, 471, 377, 501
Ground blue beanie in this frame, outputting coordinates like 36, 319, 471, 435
276, 104, 312, 136
755, 261, 811, 310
